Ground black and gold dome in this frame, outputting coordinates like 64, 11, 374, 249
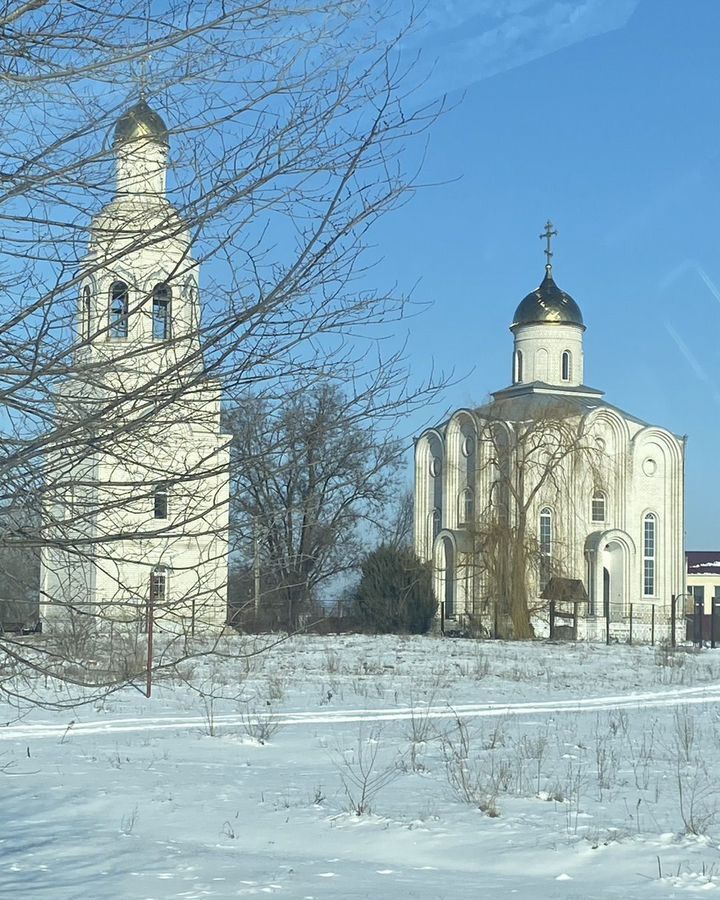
114, 100, 169, 148
511, 265, 584, 330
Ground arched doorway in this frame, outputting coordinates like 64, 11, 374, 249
602, 540, 625, 620
443, 537, 455, 618
433, 536, 456, 621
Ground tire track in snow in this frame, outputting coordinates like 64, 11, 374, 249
2, 681, 720, 740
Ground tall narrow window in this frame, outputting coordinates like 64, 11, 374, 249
154, 483, 168, 519
561, 350, 571, 381
458, 488, 474, 526
643, 513, 656, 596
150, 566, 167, 603
152, 283, 171, 340
109, 281, 129, 339
429, 507, 441, 546
535, 348, 548, 382
514, 349, 523, 384
539, 507, 552, 589
82, 286, 91, 340
591, 490, 606, 523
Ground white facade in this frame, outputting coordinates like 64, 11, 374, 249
415, 258, 686, 641
39, 101, 230, 634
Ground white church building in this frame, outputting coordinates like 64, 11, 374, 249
415, 224, 685, 641
39, 100, 230, 634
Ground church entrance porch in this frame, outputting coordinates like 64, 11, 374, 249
582, 530, 639, 642
433, 535, 456, 624
603, 539, 626, 623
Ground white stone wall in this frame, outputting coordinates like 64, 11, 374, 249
414, 397, 685, 640
512, 322, 585, 387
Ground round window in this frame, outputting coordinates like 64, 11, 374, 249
430, 457, 441, 477
642, 458, 657, 477
462, 436, 474, 457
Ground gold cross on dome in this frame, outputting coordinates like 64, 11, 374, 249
539, 220, 558, 267
138, 54, 150, 99
129, 52, 152, 100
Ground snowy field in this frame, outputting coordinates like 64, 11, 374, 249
4, 635, 720, 899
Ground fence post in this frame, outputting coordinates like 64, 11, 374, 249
695, 596, 704, 647
712, 596, 718, 650
651, 603, 655, 646
440, 600, 445, 637
629, 603, 633, 645
146, 594, 154, 700
494, 601, 499, 639
606, 604, 611, 645
549, 600, 555, 639
671, 594, 676, 648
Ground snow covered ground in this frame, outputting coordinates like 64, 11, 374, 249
4, 634, 720, 899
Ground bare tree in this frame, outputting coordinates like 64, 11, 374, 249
225, 380, 404, 630
0, 1, 444, 703
467, 394, 603, 639
384, 487, 414, 551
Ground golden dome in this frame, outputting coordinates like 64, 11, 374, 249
114, 100, 169, 148
511, 266, 584, 330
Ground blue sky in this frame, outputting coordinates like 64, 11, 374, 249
368, 0, 719, 548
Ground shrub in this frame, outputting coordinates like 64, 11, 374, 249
352, 543, 436, 634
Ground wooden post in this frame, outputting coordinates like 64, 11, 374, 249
253, 531, 261, 619
440, 600, 445, 636
549, 600, 555, 639
146, 592, 154, 699
629, 603, 633, 645
494, 601, 499, 639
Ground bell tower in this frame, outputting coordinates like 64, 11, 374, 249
78, 100, 202, 377
40, 99, 229, 636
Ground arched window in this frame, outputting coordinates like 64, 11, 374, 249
154, 483, 168, 519
591, 490, 606, 523
187, 282, 199, 332
150, 566, 168, 603
152, 283, 171, 340
539, 507, 552, 589
458, 488, 474, 525
82, 286, 91, 340
561, 350, 571, 381
109, 281, 129, 339
535, 347, 548, 382
643, 513, 656, 596
514, 350, 523, 384
428, 507, 441, 548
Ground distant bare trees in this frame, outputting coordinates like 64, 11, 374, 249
224, 381, 405, 629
